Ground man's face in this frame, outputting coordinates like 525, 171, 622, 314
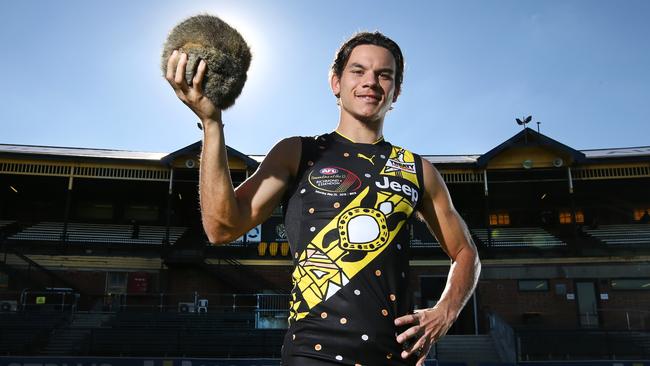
331, 44, 399, 124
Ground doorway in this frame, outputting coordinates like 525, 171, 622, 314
575, 281, 599, 328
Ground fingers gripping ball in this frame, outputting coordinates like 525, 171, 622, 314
161, 14, 252, 110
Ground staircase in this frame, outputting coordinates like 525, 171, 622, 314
434, 335, 502, 366
42, 312, 113, 355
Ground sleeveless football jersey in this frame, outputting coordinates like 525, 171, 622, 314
281, 131, 424, 365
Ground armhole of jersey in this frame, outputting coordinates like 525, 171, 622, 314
413, 152, 426, 211
281, 136, 315, 218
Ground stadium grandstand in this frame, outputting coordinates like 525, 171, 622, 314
1, 127, 649, 365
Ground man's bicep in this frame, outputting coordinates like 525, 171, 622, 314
418, 158, 472, 261
234, 137, 301, 231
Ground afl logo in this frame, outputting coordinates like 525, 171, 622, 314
320, 167, 339, 175
308, 166, 361, 195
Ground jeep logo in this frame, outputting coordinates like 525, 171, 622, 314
375, 176, 419, 203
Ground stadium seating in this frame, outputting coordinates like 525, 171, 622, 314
0, 220, 15, 230
0, 312, 70, 355
518, 330, 650, 360
84, 311, 283, 357
8, 221, 186, 245
472, 227, 566, 248
583, 224, 650, 245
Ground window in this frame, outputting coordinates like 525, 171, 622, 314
559, 210, 584, 224
633, 208, 650, 221
610, 279, 650, 290
106, 272, 128, 294
518, 280, 549, 292
559, 212, 571, 224
489, 213, 510, 226
0, 272, 8, 288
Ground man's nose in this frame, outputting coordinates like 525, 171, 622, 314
361, 72, 379, 87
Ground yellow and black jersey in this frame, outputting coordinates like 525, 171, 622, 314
281, 131, 424, 365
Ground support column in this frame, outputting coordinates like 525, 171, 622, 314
568, 167, 578, 244
165, 168, 174, 246
62, 166, 74, 244
483, 170, 492, 248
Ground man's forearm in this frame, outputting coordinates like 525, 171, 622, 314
199, 119, 240, 243
436, 244, 481, 320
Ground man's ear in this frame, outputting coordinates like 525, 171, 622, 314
330, 72, 341, 98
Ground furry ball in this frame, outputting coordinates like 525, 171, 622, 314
161, 14, 252, 110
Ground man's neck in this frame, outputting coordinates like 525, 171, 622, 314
335, 116, 384, 144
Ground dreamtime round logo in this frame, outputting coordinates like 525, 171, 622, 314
308, 166, 361, 195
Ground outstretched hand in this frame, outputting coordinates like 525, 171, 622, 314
165, 50, 222, 125
395, 306, 455, 366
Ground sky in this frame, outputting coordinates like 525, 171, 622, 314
1, 0, 649, 156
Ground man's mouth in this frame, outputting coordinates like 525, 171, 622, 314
356, 94, 381, 102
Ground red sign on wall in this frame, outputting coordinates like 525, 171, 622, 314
127, 272, 149, 293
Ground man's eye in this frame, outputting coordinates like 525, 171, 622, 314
351, 70, 363, 75
380, 73, 393, 80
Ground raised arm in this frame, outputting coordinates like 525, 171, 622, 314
166, 50, 300, 244
395, 157, 481, 365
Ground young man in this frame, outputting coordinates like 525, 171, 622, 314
166, 32, 481, 366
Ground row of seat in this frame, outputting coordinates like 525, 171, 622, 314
109, 311, 255, 329
0, 313, 70, 355
87, 328, 284, 357
583, 224, 650, 245
5, 221, 647, 248
0, 220, 15, 230
8, 221, 186, 245
518, 330, 650, 360
411, 227, 567, 248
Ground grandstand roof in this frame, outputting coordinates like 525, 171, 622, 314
163, 141, 259, 169
0, 142, 259, 168
2, 130, 649, 166
0, 143, 166, 161
582, 146, 650, 158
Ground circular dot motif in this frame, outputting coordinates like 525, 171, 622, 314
375, 269, 382, 277
390, 294, 396, 301
310, 227, 316, 232
381, 309, 389, 316
321, 312, 328, 319
380, 154, 386, 159
340, 318, 347, 324
300, 188, 306, 194
335, 355, 343, 361
386, 353, 393, 359
397, 244, 402, 250
361, 334, 369, 341
307, 161, 314, 166
292, 334, 296, 340
333, 202, 340, 208
364, 173, 371, 178
308, 208, 315, 214
354, 289, 361, 296
315, 344, 322, 351
344, 152, 350, 157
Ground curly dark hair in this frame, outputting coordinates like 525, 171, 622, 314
331, 31, 404, 94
